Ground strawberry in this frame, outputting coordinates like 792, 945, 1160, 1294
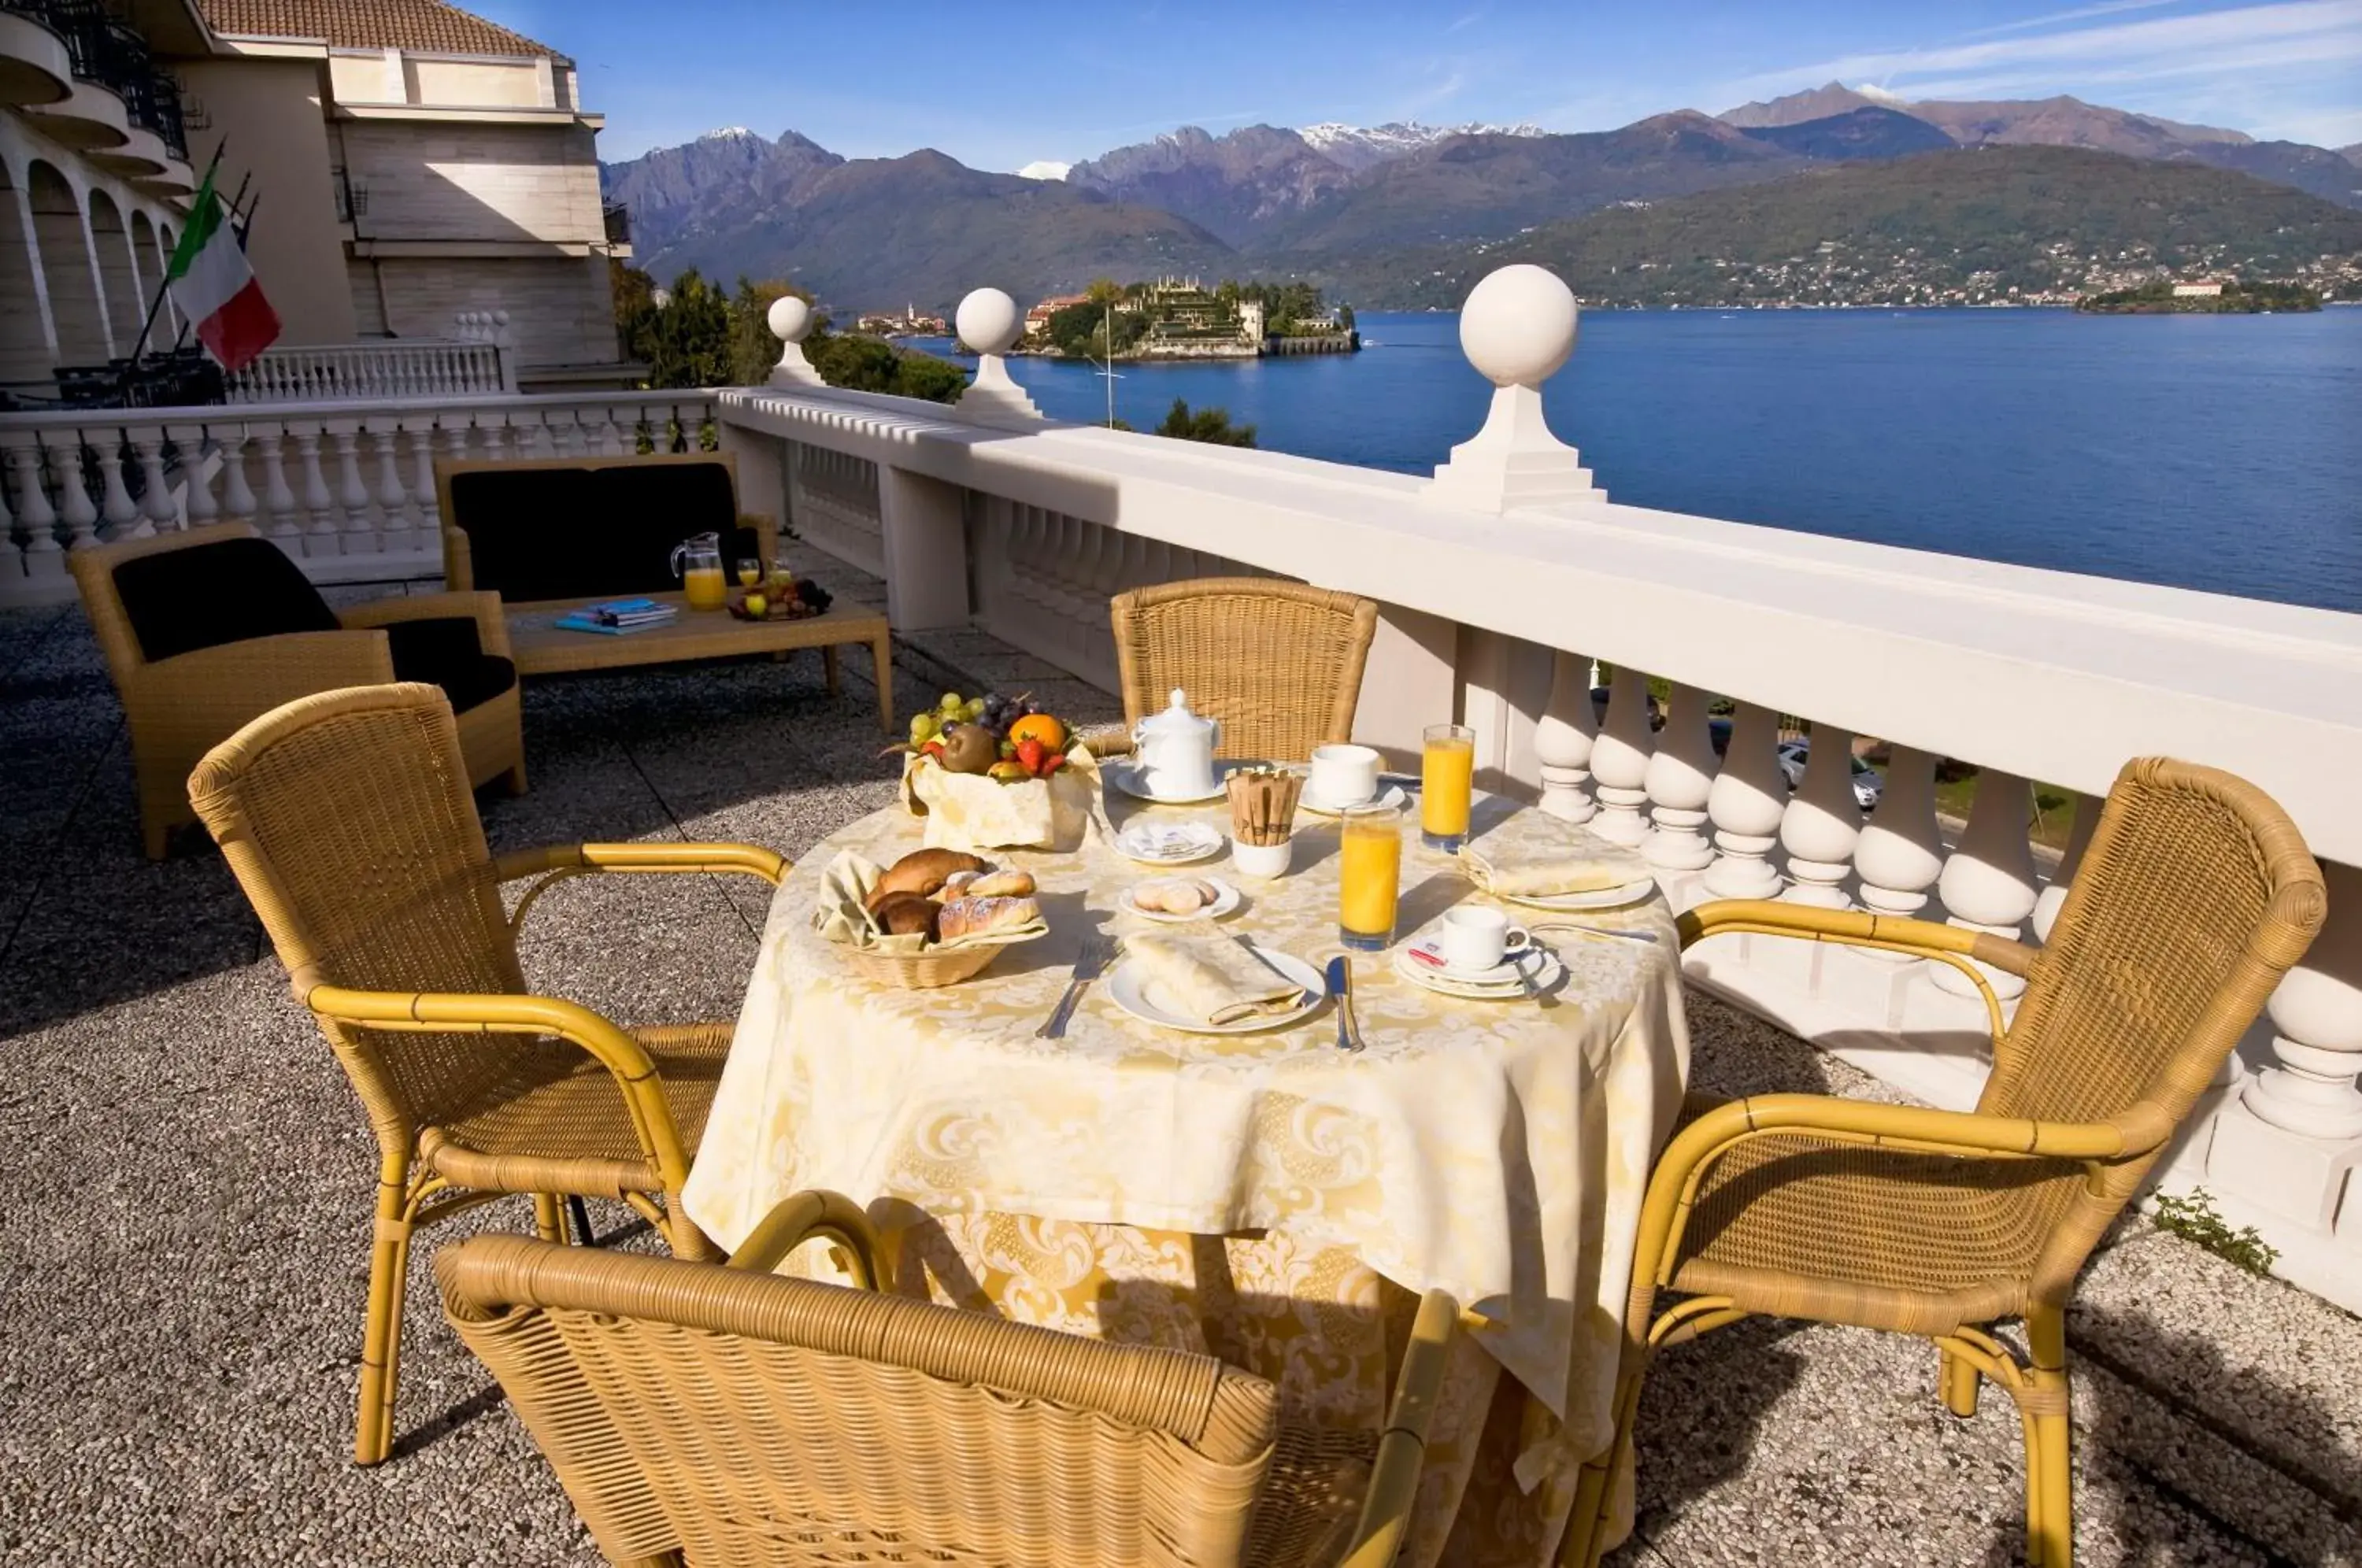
1039, 753, 1068, 776
923, 740, 946, 761
1015, 736, 1049, 775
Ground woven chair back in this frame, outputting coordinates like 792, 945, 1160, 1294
68, 522, 265, 693
439, 1233, 1286, 1568
1109, 577, 1379, 764
188, 683, 527, 1148
1983, 756, 2324, 1300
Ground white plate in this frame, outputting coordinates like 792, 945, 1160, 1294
1105, 945, 1327, 1034
1114, 820, 1226, 865
1123, 875, 1243, 923
1495, 877, 1657, 912
1107, 759, 1235, 805
1394, 946, 1565, 1000
1297, 783, 1410, 818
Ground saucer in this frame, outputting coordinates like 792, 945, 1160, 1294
1113, 820, 1225, 865
1393, 945, 1563, 1000
1400, 932, 1537, 988
1109, 760, 1233, 805
1298, 783, 1410, 818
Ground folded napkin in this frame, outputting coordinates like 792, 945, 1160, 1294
812, 850, 1047, 953
1124, 934, 1307, 1026
1461, 829, 1646, 898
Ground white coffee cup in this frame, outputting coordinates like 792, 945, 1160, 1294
1440, 906, 1531, 974
1308, 743, 1380, 808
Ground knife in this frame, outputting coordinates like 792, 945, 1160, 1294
1038, 936, 1114, 1041
1326, 955, 1364, 1052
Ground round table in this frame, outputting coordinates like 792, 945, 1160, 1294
683, 786, 1689, 1565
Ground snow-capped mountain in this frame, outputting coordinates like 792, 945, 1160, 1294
1014, 160, 1072, 181
1298, 120, 1546, 172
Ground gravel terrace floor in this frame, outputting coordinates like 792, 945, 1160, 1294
1, 570, 2357, 1567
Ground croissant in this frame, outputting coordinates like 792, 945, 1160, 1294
876, 848, 987, 900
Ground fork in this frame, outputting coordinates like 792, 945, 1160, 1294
1038, 935, 1116, 1040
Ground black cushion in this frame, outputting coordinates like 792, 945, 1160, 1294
446, 460, 755, 602
113, 536, 340, 663
383, 616, 516, 715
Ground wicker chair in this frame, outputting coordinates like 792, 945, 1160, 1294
186, 682, 785, 1466
1559, 757, 2326, 1568
1109, 578, 1379, 763
439, 1189, 1461, 1568
71, 523, 525, 859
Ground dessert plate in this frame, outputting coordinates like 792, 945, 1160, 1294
1122, 876, 1243, 924
1494, 877, 1657, 912
1113, 820, 1225, 865
1105, 945, 1327, 1035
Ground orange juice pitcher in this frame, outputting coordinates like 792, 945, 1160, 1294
671, 531, 727, 610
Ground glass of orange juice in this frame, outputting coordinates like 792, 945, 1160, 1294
1338, 799, 1403, 951
736, 556, 763, 588
1421, 723, 1475, 852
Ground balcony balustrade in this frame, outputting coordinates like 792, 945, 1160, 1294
1, 268, 2356, 1313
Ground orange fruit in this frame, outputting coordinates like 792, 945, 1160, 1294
1007, 713, 1067, 751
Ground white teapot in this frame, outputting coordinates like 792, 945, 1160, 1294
1131, 688, 1220, 800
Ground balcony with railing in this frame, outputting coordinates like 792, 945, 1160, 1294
603, 200, 631, 248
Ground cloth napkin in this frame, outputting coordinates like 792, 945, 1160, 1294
811, 851, 1046, 952
1123, 934, 1307, 1026
1461, 827, 1647, 898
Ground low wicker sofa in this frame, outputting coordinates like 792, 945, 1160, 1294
70, 524, 524, 858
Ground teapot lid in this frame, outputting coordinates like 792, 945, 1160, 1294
1136, 688, 1214, 738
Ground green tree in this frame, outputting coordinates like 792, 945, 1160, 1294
1154, 398, 1256, 447
728, 277, 808, 385
637, 268, 731, 388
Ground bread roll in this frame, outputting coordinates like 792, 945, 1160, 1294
936, 894, 1040, 942
939, 869, 983, 896
965, 869, 1036, 899
869, 893, 940, 940
876, 848, 987, 900
1137, 878, 1209, 915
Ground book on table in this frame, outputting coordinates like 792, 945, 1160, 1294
554, 597, 679, 635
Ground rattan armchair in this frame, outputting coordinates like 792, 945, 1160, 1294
1559, 757, 2326, 1568
187, 682, 786, 1466
72, 523, 524, 858
1109, 578, 1379, 763
439, 1190, 1461, 1568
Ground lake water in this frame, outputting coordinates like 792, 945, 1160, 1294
905, 309, 2362, 614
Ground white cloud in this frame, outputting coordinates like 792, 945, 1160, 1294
1957, 0, 2182, 39
1015, 160, 1072, 181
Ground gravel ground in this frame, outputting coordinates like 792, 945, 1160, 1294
0, 587, 2353, 1567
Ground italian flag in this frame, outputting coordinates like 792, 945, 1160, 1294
167, 165, 280, 372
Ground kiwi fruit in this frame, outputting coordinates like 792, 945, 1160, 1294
939, 723, 1001, 775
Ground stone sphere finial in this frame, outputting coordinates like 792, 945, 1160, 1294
491, 309, 509, 327
956, 288, 1023, 356
766, 294, 813, 343
1459, 264, 1579, 388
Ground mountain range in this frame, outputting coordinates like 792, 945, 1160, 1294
599, 83, 2362, 311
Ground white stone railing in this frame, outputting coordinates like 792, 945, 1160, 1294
225, 339, 511, 404
716, 275, 2362, 1311
0, 389, 716, 598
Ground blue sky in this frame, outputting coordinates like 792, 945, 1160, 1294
472, 0, 2362, 165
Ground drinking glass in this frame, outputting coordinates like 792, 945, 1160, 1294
736, 557, 763, 588
1421, 723, 1475, 852
1338, 799, 1403, 951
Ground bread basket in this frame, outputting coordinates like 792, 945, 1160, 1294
838, 936, 1035, 989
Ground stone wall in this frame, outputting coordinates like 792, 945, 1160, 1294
360, 253, 617, 366
339, 121, 605, 246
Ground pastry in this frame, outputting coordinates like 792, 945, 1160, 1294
876, 848, 987, 900
939, 869, 983, 896
965, 868, 1037, 899
1135, 877, 1217, 915
936, 894, 1042, 941
868, 892, 941, 940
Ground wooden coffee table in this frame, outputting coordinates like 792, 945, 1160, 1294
504, 593, 894, 733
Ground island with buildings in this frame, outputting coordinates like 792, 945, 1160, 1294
1020, 279, 1357, 361
2074, 277, 2322, 313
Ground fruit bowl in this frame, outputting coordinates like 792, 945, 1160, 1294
898, 746, 1101, 852
727, 576, 833, 621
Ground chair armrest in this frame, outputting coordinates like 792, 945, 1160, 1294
1678, 899, 2038, 976
139, 630, 396, 722
494, 841, 788, 934
340, 590, 513, 660
300, 983, 694, 1189
1339, 1289, 1461, 1568
725, 1189, 888, 1288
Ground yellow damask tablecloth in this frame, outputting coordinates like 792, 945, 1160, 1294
682, 790, 1688, 1563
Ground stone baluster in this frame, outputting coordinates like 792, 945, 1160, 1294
1931, 768, 2038, 1001
173, 429, 218, 527
135, 435, 176, 534
440, 421, 475, 487
409, 426, 442, 535
1847, 744, 1938, 915
291, 428, 338, 553
547, 410, 582, 457
51, 439, 99, 551
257, 428, 301, 542
216, 432, 257, 527
528, 414, 561, 459
1588, 665, 1653, 848
95, 439, 143, 541
6, 437, 61, 568
330, 427, 375, 554
374, 427, 415, 554
1642, 683, 1718, 873
1779, 727, 1863, 907
1704, 701, 1787, 900
2030, 790, 2101, 943
583, 405, 620, 456
1533, 649, 1597, 824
